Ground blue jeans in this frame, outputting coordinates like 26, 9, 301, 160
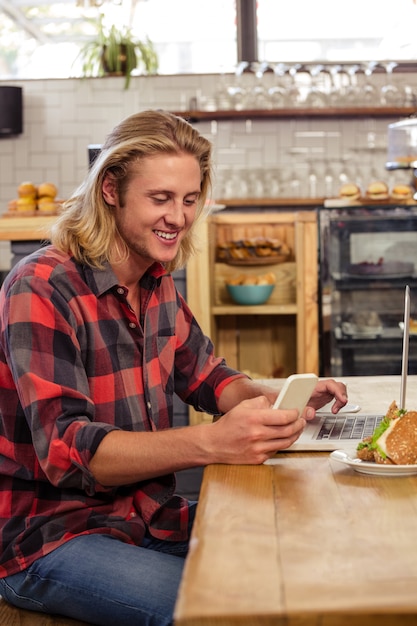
0, 502, 197, 626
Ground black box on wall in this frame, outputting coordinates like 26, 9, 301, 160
0, 86, 23, 137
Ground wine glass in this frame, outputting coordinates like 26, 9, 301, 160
307, 148, 326, 197
380, 61, 401, 106
268, 62, 288, 109
307, 159, 318, 197
248, 61, 271, 109
343, 64, 361, 106
227, 61, 249, 110
359, 61, 378, 106
327, 64, 343, 106
323, 159, 337, 198
304, 64, 328, 108
284, 148, 308, 197
263, 168, 281, 197
214, 69, 233, 110
285, 63, 303, 107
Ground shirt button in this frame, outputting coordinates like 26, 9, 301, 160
147, 402, 151, 410
117, 287, 124, 295
129, 322, 137, 329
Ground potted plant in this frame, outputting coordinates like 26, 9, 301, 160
76, 16, 158, 89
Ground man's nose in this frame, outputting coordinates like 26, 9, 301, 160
167, 200, 186, 226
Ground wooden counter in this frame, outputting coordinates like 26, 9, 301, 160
0, 215, 57, 241
175, 376, 417, 626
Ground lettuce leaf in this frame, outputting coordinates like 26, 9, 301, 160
356, 408, 407, 458
356, 416, 392, 455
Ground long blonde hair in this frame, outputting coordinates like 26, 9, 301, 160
51, 110, 212, 272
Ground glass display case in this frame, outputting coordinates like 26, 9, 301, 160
319, 204, 417, 377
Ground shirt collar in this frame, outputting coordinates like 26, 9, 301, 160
83, 261, 167, 297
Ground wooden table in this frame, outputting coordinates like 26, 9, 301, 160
175, 376, 417, 626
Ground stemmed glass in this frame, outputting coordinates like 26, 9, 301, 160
214, 69, 233, 110
307, 158, 318, 197
227, 61, 249, 110
323, 159, 337, 198
248, 61, 271, 109
285, 148, 307, 197
268, 62, 288, 109
380, 61, 400, 106
304, 64, 328, 108
285, 63, 302, 107
334, 65, 353, 106
343, 64, 361, 106
263, 168, 281, 197
359, 61, 378, 106
327, 64, 342, 106
307, 148, 326, 197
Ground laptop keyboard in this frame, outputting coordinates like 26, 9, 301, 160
316, 414, 383, 441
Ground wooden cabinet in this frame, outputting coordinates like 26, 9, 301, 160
186, 210, 318, 424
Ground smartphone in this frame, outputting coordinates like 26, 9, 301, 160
272, 373, 318, 415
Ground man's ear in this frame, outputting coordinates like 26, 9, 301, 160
102, 174, 117, 206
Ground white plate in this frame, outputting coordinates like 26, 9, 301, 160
341, 323, 383, 339
330, 448, 417, 476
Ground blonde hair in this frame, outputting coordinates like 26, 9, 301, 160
51, 110, 212, 272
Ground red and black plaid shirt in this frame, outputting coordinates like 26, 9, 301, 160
0, 245, 243, 577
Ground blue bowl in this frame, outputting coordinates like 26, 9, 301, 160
226, 283, 275, 305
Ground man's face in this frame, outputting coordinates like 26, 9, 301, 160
103, 152, 201, 271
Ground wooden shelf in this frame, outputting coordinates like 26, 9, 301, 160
174, 107, 417, 121
212, 304, 298, 315
215, 197, 322, 207
186, 211, 318, 418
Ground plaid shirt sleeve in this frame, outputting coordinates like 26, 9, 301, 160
0, 246, 245, 577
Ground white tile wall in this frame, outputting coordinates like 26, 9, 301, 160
0, 72, 413, 269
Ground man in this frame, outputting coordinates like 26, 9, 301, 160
0, 110, 346, 625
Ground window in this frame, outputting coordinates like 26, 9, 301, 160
257, 0, 417, 63
132, 0, 237, 74
0, 0, 416, 79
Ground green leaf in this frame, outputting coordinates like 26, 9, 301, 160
356, 415, 393, 453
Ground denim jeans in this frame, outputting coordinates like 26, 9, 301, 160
0, 501, 197, 626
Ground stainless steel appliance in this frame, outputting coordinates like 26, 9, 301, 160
318, 204, 417, 377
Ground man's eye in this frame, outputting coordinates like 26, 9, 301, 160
184, 196, 199, 206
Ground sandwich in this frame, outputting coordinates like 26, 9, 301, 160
390, 184, 413, 201
357, 401, 417, 464
365, 181, 389, 201
338, 183, 361, 202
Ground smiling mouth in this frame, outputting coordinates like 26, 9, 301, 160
154, 230, 178, 241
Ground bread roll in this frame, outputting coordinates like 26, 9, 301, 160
37, 182, 57, 199
18, 181, 37, 199
365, 181, 389, 201
37, 197, 58, 214
339, 183, 361, 201
16, 197, 37, 213
391, 184, 413, 201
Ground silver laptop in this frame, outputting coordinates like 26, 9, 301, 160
278, 406, 383, 452
265, 285, 411, 458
